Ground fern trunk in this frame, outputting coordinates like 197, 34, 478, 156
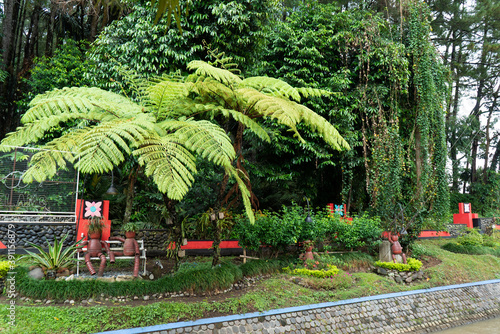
122, 166, 139, 225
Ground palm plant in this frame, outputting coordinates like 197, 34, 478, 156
23, 234, 79, 272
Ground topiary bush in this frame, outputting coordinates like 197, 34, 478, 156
374, 258, 422, 272
282, 265, 340, 278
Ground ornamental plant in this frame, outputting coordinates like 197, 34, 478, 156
282, 265, 340, 279
87, 217, 106, 235
23, 234, 81, 271
374, 258, 422, 272
121, 222, 139, 233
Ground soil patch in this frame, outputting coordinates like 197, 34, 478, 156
420, 255, 442, 268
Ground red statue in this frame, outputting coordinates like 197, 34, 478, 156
388, 231, 407, 264
78, 230, 115, 276
109, 231, 140, 277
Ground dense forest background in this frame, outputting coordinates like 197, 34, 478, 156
0, 0, 499, 233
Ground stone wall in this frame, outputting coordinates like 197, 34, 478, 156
111, 229, 169, 252
132, 280, 500, 334
0, 223, 76, 248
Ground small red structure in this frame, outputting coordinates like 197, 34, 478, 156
453, 203, 478, 229
327, 203, 353, 222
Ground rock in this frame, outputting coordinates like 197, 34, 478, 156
143, 295, 150, 301
377, 268, 388, 275
96, 277, 115, 283
379, 241, 392, 262
28, 267, 44, 280
66, 275, 75, 281
69, 300, 75, 305
46, 300, 52, 304
115, 275, 135, 282
35, 300, 42, 303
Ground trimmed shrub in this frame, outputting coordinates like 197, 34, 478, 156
374, 258, 422, 272
283, 265, 340, 278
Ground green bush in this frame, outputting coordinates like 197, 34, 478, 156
374, 258, 422, 272
283, 265, 340, 278
457, 228, 483, 246
442, 242, 500, 256
0, 261, 11, 279
234, 205, 383, 255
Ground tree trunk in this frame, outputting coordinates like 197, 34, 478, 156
482, 85, 500, 182
0, 0, 22, 139
122, 166, 140, 225
163, 195, 180, 268
45, 0, 57, 57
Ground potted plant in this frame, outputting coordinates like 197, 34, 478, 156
87, 216, 105, 239
122, 222, 139, 239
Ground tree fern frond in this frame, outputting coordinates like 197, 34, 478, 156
295, 87, 332, 99
168, 102, 271, 143
224, 164, 254, 224
158, 119, 236, 166
21, 130, 85, 183
299, 105, 351, 151
23, 149, 75, 183
74, 118, 155, 174
146, 79, 191, 114
24, 87, 143, 123
241, 77, 302, 102
134, 136, 197, 200
2, 113, 105, 147
187, 60, 242, 87
238, 88, 302, 129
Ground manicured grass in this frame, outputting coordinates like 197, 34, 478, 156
2, 239, 500, 334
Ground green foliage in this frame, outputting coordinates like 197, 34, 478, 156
441, 242, 500, 256
457, 228, 484, 247
121, 222, 139, 233
87, 217, 106, 234
283, 266, 340, 279
240, 258, 290, 277
259, 1, 449, 235
22, 234, 79, 271
0, 261, 11, 279
234, 205, 383, 254
374, 258, 423, 272
87, 0, 278, 90
0, 74, 254, 222
14, 256, 289, 300
410, 243, 434, 259
332, 214, 383, 252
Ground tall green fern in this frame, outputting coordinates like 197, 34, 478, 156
146, 59, 350, 208
0, 84, 254, 222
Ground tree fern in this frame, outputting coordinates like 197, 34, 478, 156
0, 81, 255, 223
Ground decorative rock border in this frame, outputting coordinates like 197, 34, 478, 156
376, 267, 424, 284
96, 279, 500, 334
